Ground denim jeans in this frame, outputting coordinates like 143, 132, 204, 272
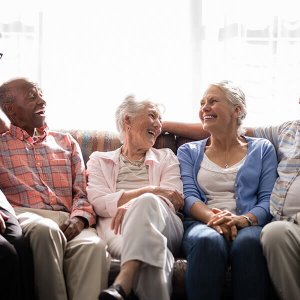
182, 220, 271, 300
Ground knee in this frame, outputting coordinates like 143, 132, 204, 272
128, 193, 162, 216
0, 240, 18, 265
29, 220, 65, 246
11, 234, 31, 253
71, 229, 107, 252
92, 237, 108, 254
232, 229, 262, 256
70, 233, 110, 265
93, 239, 110, 267
81, 237, 108, 263
0, 240, 17, 257
261, 221, 291, 249
135, 193, 161, 208
191, 232, 227, 257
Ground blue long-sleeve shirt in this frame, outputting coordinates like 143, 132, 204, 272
177, 136, 278, 226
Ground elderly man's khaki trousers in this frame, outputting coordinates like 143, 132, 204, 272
261, 220, 300, 300
16, 207, 111, 300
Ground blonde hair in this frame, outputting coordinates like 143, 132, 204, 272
211, 80, 247, 134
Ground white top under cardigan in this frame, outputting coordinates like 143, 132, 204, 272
197, 154, 246, 214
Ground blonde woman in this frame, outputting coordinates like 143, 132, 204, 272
177, 81, 277, 300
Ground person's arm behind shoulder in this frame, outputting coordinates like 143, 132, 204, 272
162, 121, 209, 140
162, 120, 255, 140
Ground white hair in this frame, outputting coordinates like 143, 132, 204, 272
115, 95, 163, 140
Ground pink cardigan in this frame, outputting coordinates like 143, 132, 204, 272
86, 147, 183, 238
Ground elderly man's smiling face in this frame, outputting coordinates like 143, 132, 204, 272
3, 79, 46, 136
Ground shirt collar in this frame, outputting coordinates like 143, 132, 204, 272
9, 124, 48, 144
145, 148, 160, 164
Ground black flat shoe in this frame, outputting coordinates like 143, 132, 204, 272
99, 284, 127, 300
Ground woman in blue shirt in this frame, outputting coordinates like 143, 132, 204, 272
177, 80, 278, 300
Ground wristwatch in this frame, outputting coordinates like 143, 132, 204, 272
242, 215, 253, 226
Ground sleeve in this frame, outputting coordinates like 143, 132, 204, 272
248, 140, 278, 225
86, 152, 124, 218
253, 125, 281, 149
69, 135, 96, 226
158, 149, 183, 193
177, 142, 205, 216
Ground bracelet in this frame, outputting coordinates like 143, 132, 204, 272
241, 215, 253, 226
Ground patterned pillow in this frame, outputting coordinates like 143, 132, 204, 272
58, 129, 122, 165
58, 129, 177, 165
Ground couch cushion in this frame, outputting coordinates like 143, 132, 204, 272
154, 132, 177, 154
58, 129, 122, 165
176, 136, 196, 150
58, 130, 177, 164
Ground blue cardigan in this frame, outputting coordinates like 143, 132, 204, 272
177, 137, 278, 226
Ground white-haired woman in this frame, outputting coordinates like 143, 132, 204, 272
177, 81, 278, 300
87, 96, 184, 300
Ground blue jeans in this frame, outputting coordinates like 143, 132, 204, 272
182, 220, 271, 300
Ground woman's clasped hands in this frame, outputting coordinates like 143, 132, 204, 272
207, 208, 248, 241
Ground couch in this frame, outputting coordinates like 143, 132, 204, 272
62, 129, 231, 300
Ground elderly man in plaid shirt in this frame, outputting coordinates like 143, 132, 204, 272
0, 78, 110, 300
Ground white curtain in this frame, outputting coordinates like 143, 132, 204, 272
191, 0, 300, 126
1, 0, 300, 130
1, 0, 193, 131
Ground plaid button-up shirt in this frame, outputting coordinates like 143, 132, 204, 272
0, 124, 95, 226
255, 120, 300, 222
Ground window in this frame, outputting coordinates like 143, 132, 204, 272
1, 0, 300, 130
195, 0, 300, 126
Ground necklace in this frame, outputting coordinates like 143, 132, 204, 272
224, 150, 229, 168
206, 145, 234, 169
121, 153, 145, 167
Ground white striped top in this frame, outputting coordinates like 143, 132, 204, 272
116, 154, 149, 192
254, 120, 300, 221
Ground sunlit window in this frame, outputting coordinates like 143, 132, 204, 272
1, 0, 299, 130
195, 0, 300, 126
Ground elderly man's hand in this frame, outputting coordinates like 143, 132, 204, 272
60, 216, 86, 241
